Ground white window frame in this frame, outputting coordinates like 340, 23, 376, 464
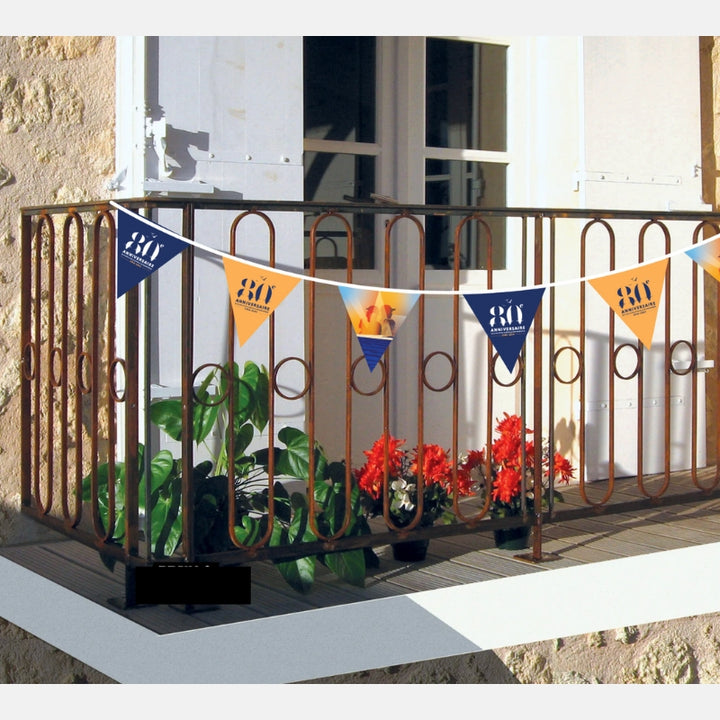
303, 35, 514, 289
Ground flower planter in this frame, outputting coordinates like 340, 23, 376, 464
493, 525, 531, 550
391, 538, 430, 562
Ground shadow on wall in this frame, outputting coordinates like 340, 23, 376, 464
0, 496, 59, 547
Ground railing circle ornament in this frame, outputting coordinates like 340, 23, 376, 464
421, 351, 457, 392
49, 347, 63, 388
350, 356, 386, 396
273, 357, 312, 400
669, 340, 696, 376
613, 343, 641, 380
76, 352, 92, 394
22, 341, 36, 380
191, 363, 230, 407
553, 346, 583, 385
109, 358, 127, 402
491, 352, 523, 387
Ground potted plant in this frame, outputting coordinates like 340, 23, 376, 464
85, 361, 374, 594
458, 413, 575, 549
354, 434, 474, 561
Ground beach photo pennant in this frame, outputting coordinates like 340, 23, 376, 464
588, 258, 668, 350
685, 233, 720, 283
224, 257, 301, 346
338, 286, 420, 371
463, 287, 545, 373
115, 205, 190, 298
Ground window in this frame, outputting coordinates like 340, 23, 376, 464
425, 38, 507, 270
303, 36, 507, 270
303, 37, 377, 269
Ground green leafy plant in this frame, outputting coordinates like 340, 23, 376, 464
81, 444, 183, 570
87, 360, 373, 594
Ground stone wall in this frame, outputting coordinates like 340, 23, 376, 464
0, 35, 116, 684
307, 613, 720, 684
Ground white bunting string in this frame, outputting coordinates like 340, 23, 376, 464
110, 201, 720, 297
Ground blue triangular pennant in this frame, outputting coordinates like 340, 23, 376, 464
463, 287, 545, 372
115, 206, 189, 297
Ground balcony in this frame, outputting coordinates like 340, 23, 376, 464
10, 197, 720, 681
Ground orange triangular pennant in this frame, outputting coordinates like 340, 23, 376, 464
589, 258, 668, 350
223, 257, 301, 346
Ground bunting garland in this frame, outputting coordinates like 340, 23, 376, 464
110, 203, 720, 361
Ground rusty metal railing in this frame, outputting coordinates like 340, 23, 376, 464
19, 197, 720, 602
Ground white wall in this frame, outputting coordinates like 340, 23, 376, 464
579, 36, 709, 477
118, 37, 307, 460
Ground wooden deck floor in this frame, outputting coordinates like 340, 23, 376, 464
3, 470, 720, 636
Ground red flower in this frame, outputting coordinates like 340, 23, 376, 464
462, 449, 486, 469
355, 435, 406, 500
355, 434, 476, 523
550, 452, 575, 483
461, 414, 575, 511
492, 466, 522, 504
457, 450, 486, 495
410, 443, 453, 490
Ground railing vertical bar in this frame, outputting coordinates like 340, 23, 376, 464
484, 218, 494, 508
417, 216, 426, 521
143, 215, 153, 559
717, 245, 720, 483
124, 285, 140, 558
90, 213, 102, 537
267, 215, 277, 545
530, 214, 544, 561
32, 218, 46, 512
637, 233, 646, 489
73, 215, 86, 526
690, 231, 699, 482
664, 240, 672, 486
20, 212, 32, 509
608, 230, 616, 496
382, 217, 393, 529
103, 210, 118, 542
60, 214, 72, 525
45, 217, 56, 515
227, 220, 238, 548
345, 220, 354, 521
180, 204, 196, 561
547, 217, 556, 514
579, 227, 587, 495
451, 217, 461, 517
519, 216, 528, 519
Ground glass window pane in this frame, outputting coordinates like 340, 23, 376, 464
304, 151, 376, 269
426, 38, 507, 152
304, 37, 376, 144
425, 159, 506, 269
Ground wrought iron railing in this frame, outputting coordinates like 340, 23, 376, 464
19, 197, 720, 603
